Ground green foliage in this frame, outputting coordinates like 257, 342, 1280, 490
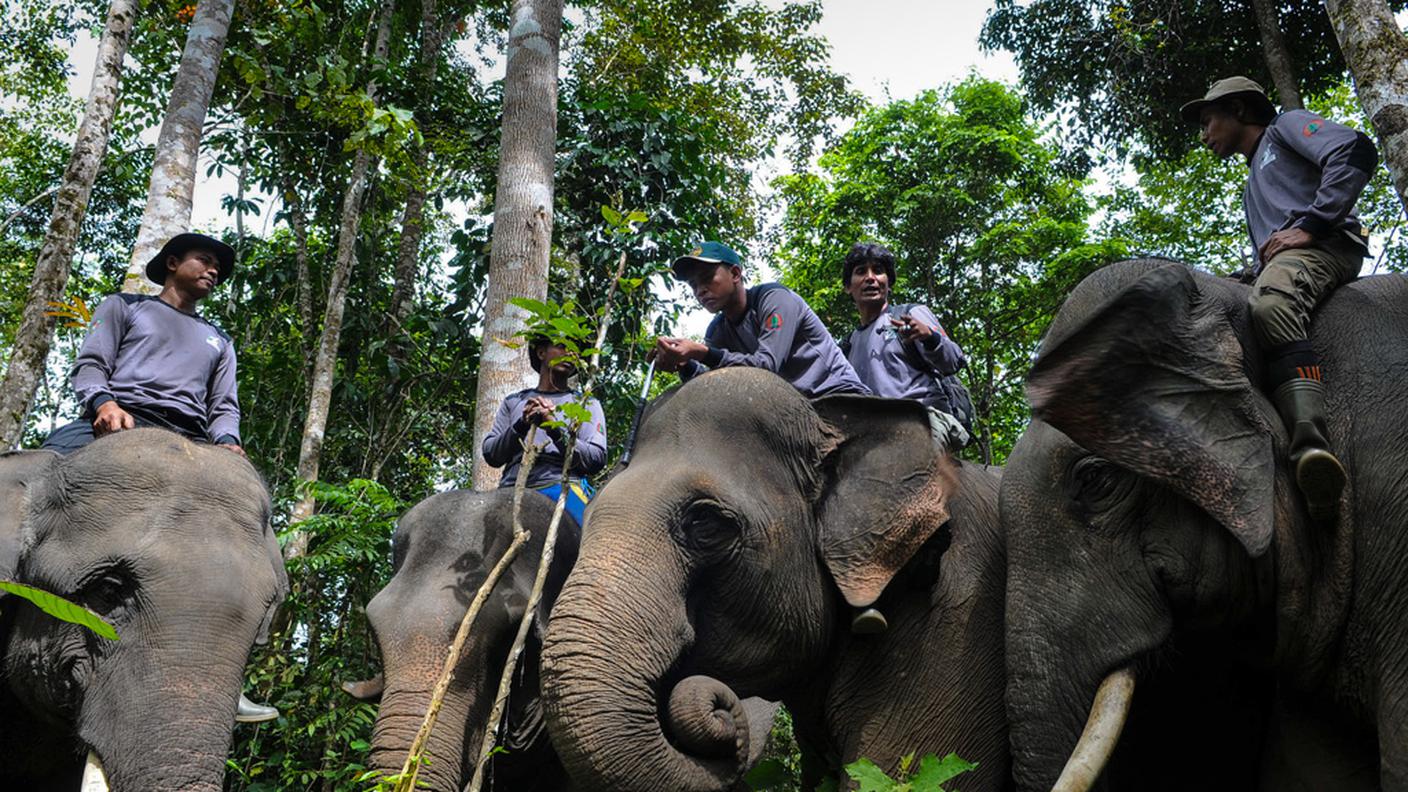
843, 753, 977, 792
0, 579, 119, 640
979, 0, 1408, 163
774, 77, 1126, 463
225, 478, 403, 792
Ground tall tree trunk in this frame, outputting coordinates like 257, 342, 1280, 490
121, 0, 236, 295
282, 172, 316, 355
387, 0, 448, 333
285, 0, 396, 557
1325, 0, 1408, 214
470, 0, 565, 491
0, 0, 138, 448
1250, 0, 1302, 109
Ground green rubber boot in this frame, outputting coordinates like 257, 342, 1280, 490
1272, 378, 1346, 522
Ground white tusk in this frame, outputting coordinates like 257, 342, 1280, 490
1051, 667, 1135, 792
81, 750, 110, 792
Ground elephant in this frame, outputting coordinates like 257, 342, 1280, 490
539, 367, 1010, 792
1000, 259, 1408, 790
356, 485, 778, 791
0, 428, 288, 791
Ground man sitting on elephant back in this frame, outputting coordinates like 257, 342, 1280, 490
839, 242, 971, 451
39, 231, 278, 723
651, 240, 871, 398
43, 233, 245, 458
482, 336, 607, 527
1182, 76, 1378, 520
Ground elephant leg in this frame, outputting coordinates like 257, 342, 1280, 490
1380, 693, 1408, 791
1259, 695, 1377, 792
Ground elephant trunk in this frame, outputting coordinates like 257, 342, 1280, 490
369, 668, 483, 791
542, 533, 749, 792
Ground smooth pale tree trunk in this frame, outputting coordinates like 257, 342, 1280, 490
121, 0, 235, 295
0, 0, 138, 448
387, 0, 449, 333
470, 0, 564, 491
285, 0, 395, 556
1325, 0, 1408, 214
1251, 0, 1302, 109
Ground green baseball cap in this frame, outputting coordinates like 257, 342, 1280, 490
671, 241, 742, 280
1179, 76, 1276, 123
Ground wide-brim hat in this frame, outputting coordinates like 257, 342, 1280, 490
1179, 76, 1276, 123
671, 241, 743, 280
145, 233, 235, 285
528, 335, 551, 373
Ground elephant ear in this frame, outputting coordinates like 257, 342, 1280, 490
1028, 262, 1276, 556
255, 513, 289, 646
811, 395, 958, 609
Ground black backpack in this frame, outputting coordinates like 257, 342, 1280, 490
842, 303, 976, 440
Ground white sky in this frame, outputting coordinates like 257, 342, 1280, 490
60, 2, 1017, 334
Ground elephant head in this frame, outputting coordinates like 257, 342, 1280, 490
0, 429, 288, 792
1001, 260, 1376, 790
540, 367, 1006, 791
362, 488, 578, 792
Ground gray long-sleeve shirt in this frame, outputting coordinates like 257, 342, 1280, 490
845, 303, 965, 409
482, 389, 608, 489
71, 294, 241, 443
1245, 109, 1377, 271
681, 284, 870, 398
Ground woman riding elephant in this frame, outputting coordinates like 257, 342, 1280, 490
1000, 260, 1408, 790
538, 367, 1010, 791
0, 429, 287, 791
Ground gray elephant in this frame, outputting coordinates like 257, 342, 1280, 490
356, 487, 579, 791
539, 368, 1009, 791
355, 485, 779, 791
0, 429, 288, 791
1001, 260, 1408, 790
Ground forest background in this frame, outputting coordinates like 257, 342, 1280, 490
2, 0, 1407, 788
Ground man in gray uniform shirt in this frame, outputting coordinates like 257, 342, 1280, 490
653, 241, 870, 398
840, 242, 969, 449
1181, 76, 1378, 520
43, 233, 244, 457
41, 232, 277, 723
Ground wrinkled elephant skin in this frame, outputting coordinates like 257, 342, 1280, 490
0, 429, 288, 791
541, 368, 1009, 792
1001, 261, 1408, 791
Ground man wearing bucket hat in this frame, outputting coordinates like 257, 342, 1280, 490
43, 232, 245, 457
39, 232, 280, 723
1181, 76, 1379, 521
653, 241, 870, 398
482, 335, 608, 527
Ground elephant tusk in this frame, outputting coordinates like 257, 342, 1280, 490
81, 750, 110, 792
1050, 667, 1135, 792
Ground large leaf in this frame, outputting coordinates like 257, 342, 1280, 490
0, 580, 119, 640
911, 753, 977, 791
845, 758, 898, 792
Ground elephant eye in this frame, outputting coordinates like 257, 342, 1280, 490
79, 565, 137, 619
674, 501, 741, 559
1068, 457, 1131, 512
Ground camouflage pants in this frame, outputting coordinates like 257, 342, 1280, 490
1249, 237, 1365, 348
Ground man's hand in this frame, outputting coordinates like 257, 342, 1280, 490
523, 396, 556, 426
92, 401, 135, 437
892, 315, 933, 343
218, 443, 246, 458
1259, 227, 1315, 264
651, 337, 707, 372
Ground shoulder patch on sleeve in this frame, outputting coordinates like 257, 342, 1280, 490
1303, 119, 1324, 137
764, 312, 783, 330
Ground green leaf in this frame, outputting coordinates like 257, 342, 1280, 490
744, 758, 793, 790
600, 205, 623, 227
846, 758, 898, 792
559, 401, 593, 425
0, 580, 119, 640
910, 753, 977, 791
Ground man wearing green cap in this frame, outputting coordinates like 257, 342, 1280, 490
653, 241, 870, 398
1181, 76, 1378, 520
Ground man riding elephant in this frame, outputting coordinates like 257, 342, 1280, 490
1181, 76, 1379, 521
39, 231, 275, 722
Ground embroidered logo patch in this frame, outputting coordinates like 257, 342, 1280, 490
690, 247, 703, 257
1260, 147, 1277, 169
205, 335, 221, 351
1303, 119, 1324, 137
764, 312, 783, 330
